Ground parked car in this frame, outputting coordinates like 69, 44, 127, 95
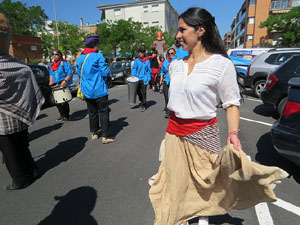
244, 48, 300, 97
271, 77, 300, 166
108, 61, 131, 84
229, 56, 251, 87
28, 64, 52, 106
70, 65, 79, 95
261, 55, 300, 115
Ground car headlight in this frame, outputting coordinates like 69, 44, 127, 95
114, 72, 123, 78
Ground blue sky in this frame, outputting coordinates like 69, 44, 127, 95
14, 0, 244, 37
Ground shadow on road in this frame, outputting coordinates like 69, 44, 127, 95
253, 104, 279, 120
29, 123, 63, 141
109, 117, 129, 137
109, 98, 119, 105
146, 100, 157, 109
36, 113, 48, 120
70, 109, 88, 121
37, 186, 98, 225
189, 214, 244, 225
255, 132, 300, 184
35, 137, 88, 175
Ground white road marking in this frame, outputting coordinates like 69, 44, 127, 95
255, 203, 274, 225
272, 198, 300, 217
240, 117, 273, 127
244, 97, 263, 103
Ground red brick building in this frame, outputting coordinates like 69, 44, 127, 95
9, 34, 42, 61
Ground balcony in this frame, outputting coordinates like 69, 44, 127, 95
270, 0, 292, 14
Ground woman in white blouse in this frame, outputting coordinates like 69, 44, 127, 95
149, 7, 287, 225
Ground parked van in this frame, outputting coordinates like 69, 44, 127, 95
227, 48, 271, 61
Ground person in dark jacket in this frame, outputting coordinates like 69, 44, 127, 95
76, 35, 116, 144
131, 48, 151, 111
49, 49, 73, 121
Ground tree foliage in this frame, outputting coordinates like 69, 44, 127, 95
96, 18, 176, 57
55, 22, 87, 58
0, 0, 48, 35
260, 6, 300, 47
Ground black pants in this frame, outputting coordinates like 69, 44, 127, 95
0, 129, 36, 186
56, 102, 70, 118
137, 80, 147, 108
86, 95, 110, 138
163, 82, 170, 115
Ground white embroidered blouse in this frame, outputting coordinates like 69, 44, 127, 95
167, 54, 241, 120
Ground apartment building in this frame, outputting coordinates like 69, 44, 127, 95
230, 0, 300, 48
97, 0, 178, 33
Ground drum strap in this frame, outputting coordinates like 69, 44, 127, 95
79, 54, 90, 85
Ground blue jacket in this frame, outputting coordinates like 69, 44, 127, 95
49, 61, 72, 84
160, 59, 171, 85
173, 47, 189, 60
76, 52, 110, 99
131, 57, 151, 85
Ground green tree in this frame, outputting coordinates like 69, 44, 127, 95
0, 0, 48, 35
260, 6, 300, 47
40, 32, 54, 59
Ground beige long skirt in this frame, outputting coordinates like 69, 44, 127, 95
149, 133, 288, 225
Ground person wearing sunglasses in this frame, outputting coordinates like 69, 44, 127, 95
49, 49, 73, 121
160, 48, 176, 118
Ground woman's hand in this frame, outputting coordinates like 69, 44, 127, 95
226, 131, 242, 151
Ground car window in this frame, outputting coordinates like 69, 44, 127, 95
275, 53, 292, 65
265, 53, 279, 64
295, 65, 300, 75
109, 62, 122, 69
31, 66, 46, 78
72, 66, 77, 74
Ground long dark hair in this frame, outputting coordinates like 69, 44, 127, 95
179, 7, 228, 58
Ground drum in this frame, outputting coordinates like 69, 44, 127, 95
52, 86, 72, 104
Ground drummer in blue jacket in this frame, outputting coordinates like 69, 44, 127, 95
160, 48, 176, 118
49, 49, 73, 121
131, 48, 151, 112
76, 35, 116, 144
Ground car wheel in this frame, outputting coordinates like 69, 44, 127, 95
277, 97, 288, 116
254, 80, 266, 98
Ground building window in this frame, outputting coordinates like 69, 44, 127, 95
152, 4, 159, 12
114, 9, 121, 16
248, 17, 255, 24
152, 21, 159, 24
247, 35, 253, 41
249, 0, 256, 5
143, 5, 148, 13
143, 22, 149, 25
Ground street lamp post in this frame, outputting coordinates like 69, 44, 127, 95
52, 0, 60, 48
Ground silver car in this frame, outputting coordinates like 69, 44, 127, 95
244, 48, 300, 98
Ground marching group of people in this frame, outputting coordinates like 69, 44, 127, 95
0, 7, 289, 225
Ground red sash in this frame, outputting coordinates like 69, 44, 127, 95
166, 111, 217, 136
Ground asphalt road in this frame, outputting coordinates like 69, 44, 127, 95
0, 85, 299, 225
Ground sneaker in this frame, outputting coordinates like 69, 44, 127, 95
102, 137, 116, 144
56, 116, 63, 122
61, 117, 69, 122
140, 107, 146, 112
198, 217, 209, 225
91, 133, 99, 140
